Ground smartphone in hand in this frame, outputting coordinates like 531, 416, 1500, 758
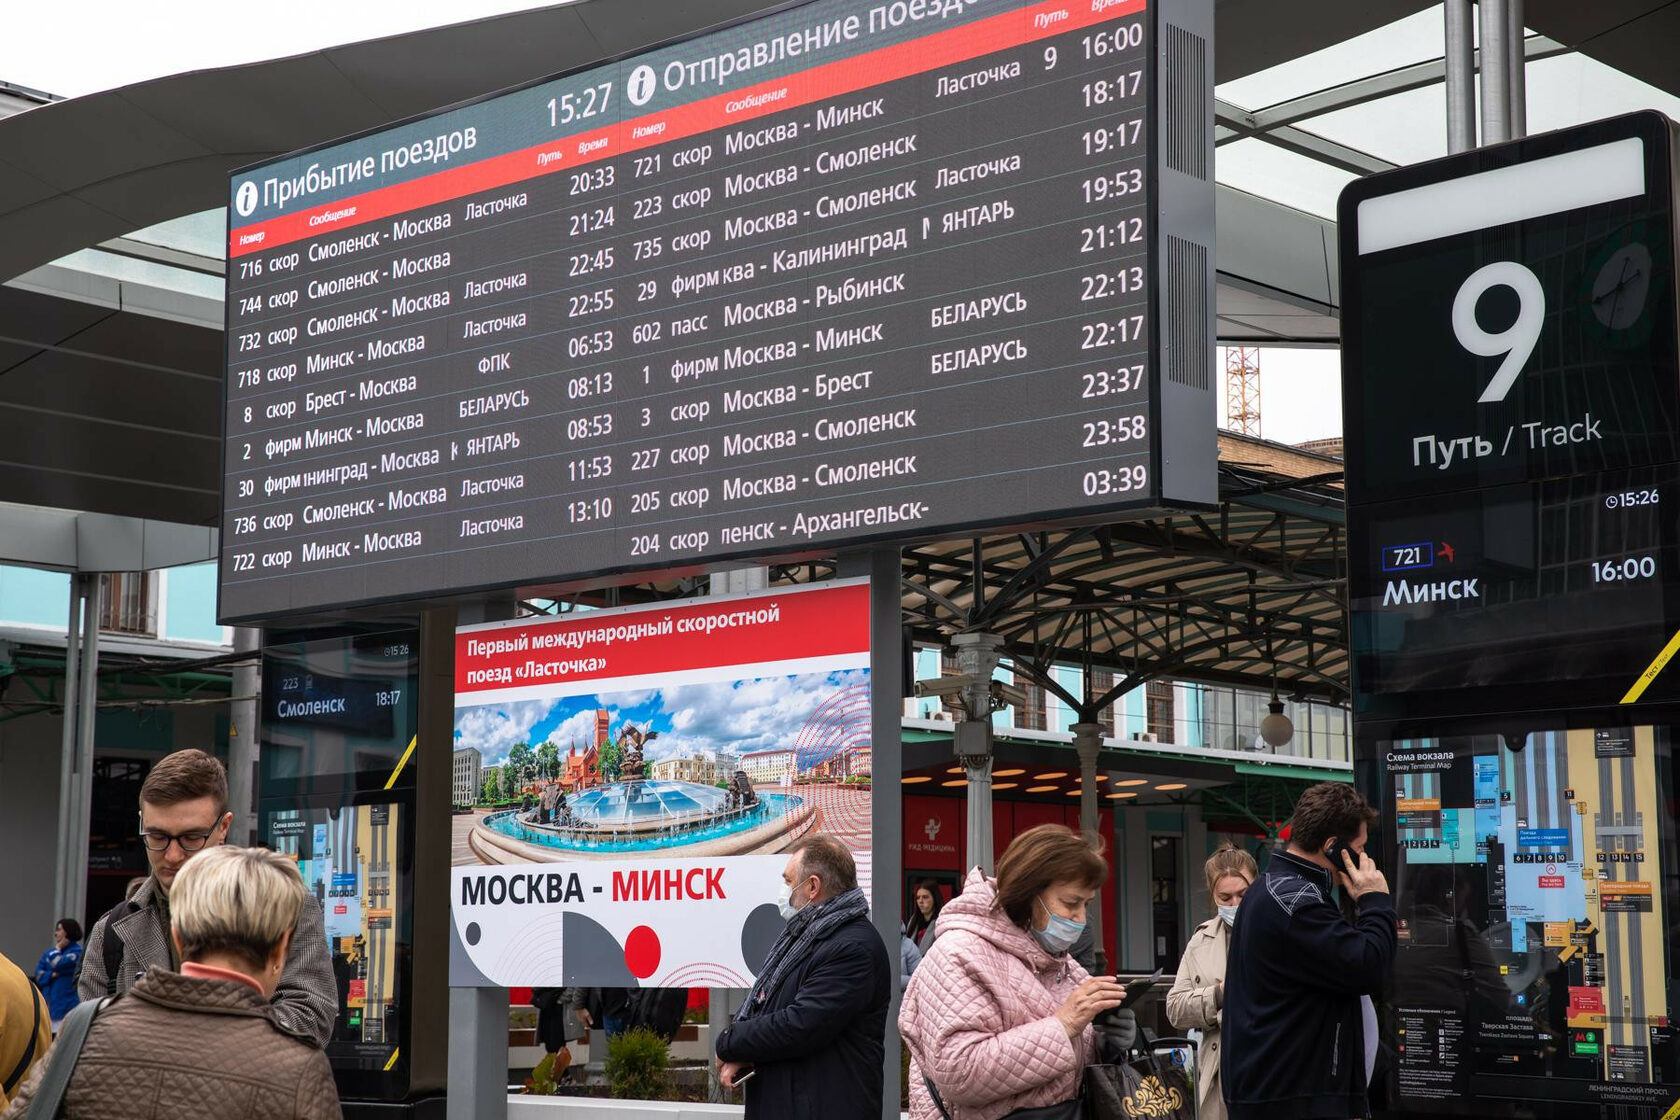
1120, 968, 1164, 1010
1325, 838, 1367, 877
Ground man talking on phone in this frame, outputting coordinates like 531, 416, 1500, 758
1220, 782, 1397, 1120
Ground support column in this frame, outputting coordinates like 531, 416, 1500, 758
1479, 0, 1511, 144
706, 566, 769, 1104
1443, 0, 1476, 153
52, 575, 84, 926
59, 574, 101, 929
449, 593, 516, 1120
842, 548, 905, 1120
1506, 0, 1527, 138
226, 627, 261, 845
950, 632, 1003, 874
1072, 721, 1106, 972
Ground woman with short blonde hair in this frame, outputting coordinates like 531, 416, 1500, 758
1166, 844, 1260, 1120
1, 846, 341, 1120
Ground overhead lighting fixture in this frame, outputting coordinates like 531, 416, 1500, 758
1034, 771, 1068, 780
991, 782, 1019, 791
1026, 784, 1058, 793
902, 776, 933, 785
942, 778, 968, 787
1156, 782, 1188, 791
946, 766, 965, 774
1115, 778, 1148, 787
1107, 791, 1137, 799
994, 768, 1026, 777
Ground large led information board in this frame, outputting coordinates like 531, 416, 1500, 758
218, 0, 1215, 622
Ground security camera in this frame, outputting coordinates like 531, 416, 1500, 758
1502, 731, 1528, 753
992, 682, 1028, 710
914, 676, 973, 699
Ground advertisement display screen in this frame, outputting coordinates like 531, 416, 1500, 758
1375, 726, 1679, 1117
218, 0, 1216, 622
261, 628, 420, 793
449, 580, 870, 987
264, 800, 408, 1082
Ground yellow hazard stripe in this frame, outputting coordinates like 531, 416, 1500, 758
384, 736, 418, 790
384, 1047, 400, 1072
1621, 629, 1680, 704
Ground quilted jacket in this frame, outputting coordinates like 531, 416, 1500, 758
2, 967, 341, 1120
900, 868, 1098, 1120
1166, 916, 1231, 1120
79, 874, 337, 1049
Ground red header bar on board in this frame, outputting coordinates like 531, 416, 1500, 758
230, 0, 1145, 257
455, 581, 870, 694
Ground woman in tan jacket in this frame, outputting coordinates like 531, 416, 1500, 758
1166, 845, 1259, 1120
3, 846, 341, 1120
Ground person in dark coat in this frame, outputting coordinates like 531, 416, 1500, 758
1222, 782, 1397, 1120
714, 834, 890, 1119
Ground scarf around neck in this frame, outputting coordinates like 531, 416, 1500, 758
736, 886, 869, 1022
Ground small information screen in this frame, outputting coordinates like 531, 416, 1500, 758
218, 0, 1213, 622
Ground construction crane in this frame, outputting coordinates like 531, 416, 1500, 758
1224, 346, 1261, 436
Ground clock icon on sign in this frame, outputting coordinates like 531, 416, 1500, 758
1590, 241, 1652, 331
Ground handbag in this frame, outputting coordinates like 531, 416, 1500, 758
1083, 1037, 1196, 1120
924, 1075, 1086, 1120
23, 997, 111, 1119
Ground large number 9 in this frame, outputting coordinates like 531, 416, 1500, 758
1452, 260, 1544, 404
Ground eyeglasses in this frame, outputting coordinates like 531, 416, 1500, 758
139, 828, 218, 853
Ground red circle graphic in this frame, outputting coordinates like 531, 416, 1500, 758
625, 925, 662, 979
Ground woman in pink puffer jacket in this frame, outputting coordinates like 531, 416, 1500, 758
900, 825, 1132, 1120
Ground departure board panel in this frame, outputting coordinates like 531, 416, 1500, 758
221, 0, 1216, 622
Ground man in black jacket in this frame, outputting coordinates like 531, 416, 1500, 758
714, 834, 890, 1119
1223, 782, 1397, 1120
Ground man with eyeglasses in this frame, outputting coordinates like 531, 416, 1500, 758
76, 749, 337, 1048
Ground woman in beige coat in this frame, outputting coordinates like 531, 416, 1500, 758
1166, 845, 1258, 1120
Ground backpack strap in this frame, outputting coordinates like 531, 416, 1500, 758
2, 982, 43, 1098
21, 996, 110, 1119
96, 899, 133, 998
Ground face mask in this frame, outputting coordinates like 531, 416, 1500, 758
1218, 904, 1239, 928
777, 880, 803, 921
1031, 896, 1085, 954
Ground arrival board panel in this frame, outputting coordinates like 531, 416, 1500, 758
220, 0, 1169, 621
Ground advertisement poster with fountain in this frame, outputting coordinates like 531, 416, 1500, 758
449, 580, 871, 987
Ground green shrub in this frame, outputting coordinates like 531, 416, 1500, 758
606, 1027, 672, 1101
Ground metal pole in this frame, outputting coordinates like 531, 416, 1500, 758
950, 632, 1003, 875
1072, 722, 1106, 971
66, 574, 101, 928
854, 548, 905, 1120
226, 627, 261, 844
448, 592, 517, 1120
1444, 0, 1476, 153
1506, 0, 1527, 138
52, 576, 83, 925
1479, 0, 1511, 144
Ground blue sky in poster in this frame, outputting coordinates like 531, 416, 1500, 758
454, 667, 869, 769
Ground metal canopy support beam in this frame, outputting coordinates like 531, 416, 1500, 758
951, 632, 1004, 874
840, 547, 906, 1120
52, 576, 84, 926
1480, 0, 1512, 144
1507, 0, 1527, 138
1445, 0, 1477, 154
1072, 722, 1107, 971
226, 627, 261, 846
448, 592, 516, 1120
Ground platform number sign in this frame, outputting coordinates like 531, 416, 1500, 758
1339, 111, 1680, 504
